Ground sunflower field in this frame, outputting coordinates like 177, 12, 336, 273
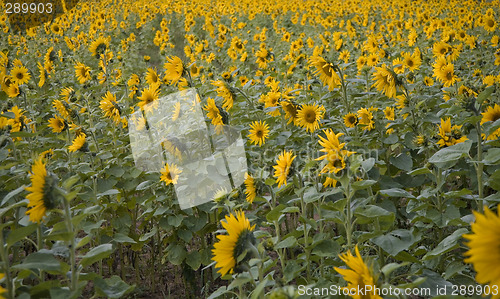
1, 0, 500, 298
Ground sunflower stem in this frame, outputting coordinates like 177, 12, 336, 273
475, 121, 484, 213
298, 174, 311, 282
62, 199, 78, 291
37, 225, 45, 282
0, 227, 14, 298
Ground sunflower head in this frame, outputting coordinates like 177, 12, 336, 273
212, 211, 257, 276
25, 158, 59, 223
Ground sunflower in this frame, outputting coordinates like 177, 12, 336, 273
339, 50, 350, 63
164, 56, 184, 85
334, 245, 382, 299
273, 150, 296, 188
203, 97, 221, 120
424, 76, 434, 86
481, 104, 500, 140
309, 56, 341, 91
463, 205, 500, 299
383, 106, 395, 121
145, 68, 160, 86
68, 133, 87, 152
0, 273, 6, 297
190, 63, 201, 77
248, 120, 269, 146
323, 176, 337, 188
212, 80, 234, 110
357, 107, 375, 131
60, 87, 74, 102
244, 173, 256, 204
297, 103, 324, 133
48, 115, 67, 133
437, 118, 468, 147
50, 23, 63, 35
74, 62, 91, 84
10, 66, 31, 85
344, 113, 358, 128
281, 100, 298, 125
6, 84, 20, 98
212, 211, 256, 276
52, 99, 71, 119
432, 41, 451, 57
137, 83, 160, 110
435, 63, 457, 87
372, 65, 397, 98
25, 158, 57, 223
89, 36, 109, 58
99, 91, 121, 125
483, 16, 496, 32
160, 163, 182, 186
402, 51, 421, 72
264, 91, 281, 117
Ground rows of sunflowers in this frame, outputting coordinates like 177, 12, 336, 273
1, 0, 500, 297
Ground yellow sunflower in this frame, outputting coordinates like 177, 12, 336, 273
68, 133, 87, 152
52, 99, 71, 119
437, 118, 468, 147
297, 103, 324, 133
436, 63, 457, 87
137, 83, 160, 110
203, 97, 221, 121
273, 150, 296, 188
462, 205, 500, 297
281, 100, 299, 125
372, 65, 397, 98
344, 113, 358, 128
48, 115, 67, 133
309, 55, 341, 91
89, 36, 110, 58
212, 80, 234, 110
481, 104, 500, 140
25, 158, 57, 223
244, 173, 256, 204
212, 211, 256, 276
160, 163, 182, 186
145, 68, 160, 86
248, 120, 269, 146
74, 62, 91, 84
164, 56, 184, 85
383, 106, 395, 121
10, 66, 31, 85
357, 108, 375, 131
334, 245, 382, 299
99, 91, 121, 125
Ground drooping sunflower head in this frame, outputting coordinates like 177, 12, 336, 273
212, 210, 256, 276
273, 150, 296, 188
309, 55, 340, 91
297, 103, 324, 133
163, 56, 184, 85
48, 115, 67, 133
334, 245, 382, 299
383, 106, 395, 121
137, 83, 160, 111
25, 158, 58, 223
89, 36, 110, 58
99, 91, 121, 124
68, 133, 87, 152
244, 173, 256, 204
74, 62, 91, 84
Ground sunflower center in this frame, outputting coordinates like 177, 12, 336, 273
445, 71, 453, 80
321, 63, 333, 76
304, 110, 316, 123
256, 129, 264, 138
487, 19, 494, 27
407, 59, 414, 67
16, 72, 24, 80
440, 47, 447, 55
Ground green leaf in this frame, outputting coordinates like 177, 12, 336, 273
483, 148, 500, 165
390, 153, 413, 171
167, 244, 187, 265
97, 189, 120, 197
250, 277, 269, 299
371, 229, 417, 256
311, 239, 339, 257
379, 188, 415, 199
186, 251, 201, 270
476, 85, 495, 104
106, 166, 125, 177
275, 236, 297, 249
113, 233, 136, 244
1, 185, 26, 206
139, 227, 157, 242
355, 205, 394, 228
6, 224, 37, 248
488, 169, 500, 191
62, 175, 80, 190
266, 204, 286, 222
79, 244, 114, 267
136, 180, 152, 190
422, 228, 468, 260
351, 180, 377, 190
381, 262, 410, 277
10, 131, 36, 138
94, 275, 135, 298
12, 252, 62, 272
429, 140, 472, 169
